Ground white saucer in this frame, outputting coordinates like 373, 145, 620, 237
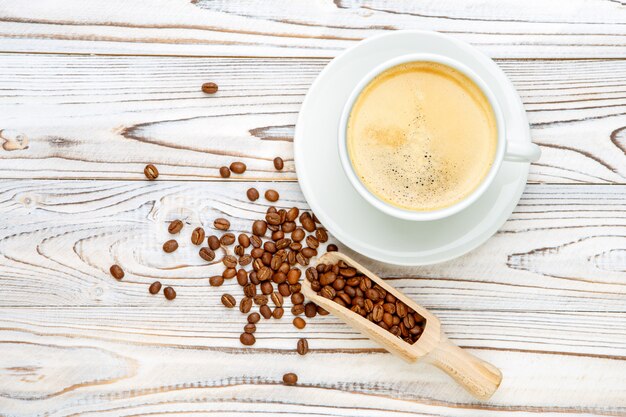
294, 31, 530, 266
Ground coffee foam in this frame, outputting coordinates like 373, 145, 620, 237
347, 61, 497, 212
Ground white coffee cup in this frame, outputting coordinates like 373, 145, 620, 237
337, 53, 541, 221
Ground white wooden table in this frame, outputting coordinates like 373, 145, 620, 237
1, 1, 626, 416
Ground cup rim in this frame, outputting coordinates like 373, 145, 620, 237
337, 53, 506, 221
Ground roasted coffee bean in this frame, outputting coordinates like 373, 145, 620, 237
305, 235, 319, 249
168, 219, 183, 234
239, 254, 252, 266
163, 240, 178, 253
344, 285, 356, 298
278, 283, 290, 297
282, 221, 296, 233
396, 302, 407, 318
304, 302, 317, 318
267, 206, 277, 214
190, 227, 205, 245
285, 207, 298, 222
244, 283, 257, 297
252, 220, 267, 237
258, 266, 272, 282
382, 312, 394, 328
265, 189, 279, 202
319, 272, 336, 286
353, 296, 365, 308
264, 241, 277, 254
386, 293, 397, 303
244, 323, 256, 334
301, 218, 316, 233
260, 304, 272, 319
327, 244, 338, 252
390, 325, 401, 337
199, 247, 216, 262
310, 280, 321, 292
260, 281, 273, 295
240, 297, 253, 313
290, 283, 302, 294
236, 269, 248, 286
163, 286, 176, 300
250, 271, 260, 285
296, 338, 309, 355
209, 275, 224, 286
246, 188, 259, 201
266, 212, 282, 226
299, 212, 310, 223
296, 252, 308, 266
301, 247, 317, 258
339, 267, 356, 278
365, 288, 380, 302
110, 265, 124, 280
230, 161, 246, 174
240, 333, 255, 346
293, 317, 306, 329
254, 294, 268, 306
305, 267, 318, 282
270, 291, 283, 307
222, 268, 236, 279
292, 228, 305, 242
223, 255, 238, 268
333, 278, 345, 291
316, 263, 328, 273
359, 277, 372, 291
208, 235, 220, 250
403, 314, 415, 329
272, 230, 284, 241
279, 262, 290, 274
315, 228, 328, 243
267, 223, 279, 232
291, 304, 305, 316
149, 281, 162, 294
238, 234, 250, 248
251, 248, 264, 259
248, 312, 261, 324
285, 269, 300, 285
220, 233, 236, 246
273, 157, 284, 171
272, 271, 287, 284
221, 293, 236, 308
383, 302, 396, 314
144, 164, 159, 180
320, 286, 336, 299
334, 296, 347, 307
276, 238, 291, 250
219, 166, 231, 178
287, 251, 297, 265
291, 292, 305, 305
270, 255, 282, 271
289, 242, 302, 251
201, 82, 218, 94
364, 299, 374, 312
337, 292, 351, 306
283, 372, 297, 385
372, 304, 384, 322
272, 307, 285, 319
393, 316, 401, 326
234, 245, 245, 257
317, 306, 329, 316
214, 218, 230, 231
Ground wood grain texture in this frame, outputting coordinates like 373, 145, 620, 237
0, 179, 625, 415
3, 54, 626, 183
2, 0, 626, 58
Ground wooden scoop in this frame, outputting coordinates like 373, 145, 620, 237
301, 251, 502, 401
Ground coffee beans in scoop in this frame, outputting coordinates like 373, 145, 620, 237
311, 260, 425, 344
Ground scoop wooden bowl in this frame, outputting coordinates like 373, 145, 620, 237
301, 251, 502, 401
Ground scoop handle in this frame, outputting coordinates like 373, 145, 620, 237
424, 334, 502, 401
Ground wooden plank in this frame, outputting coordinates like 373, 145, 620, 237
2, 0, 626, 58
0, 311, 625, 416
1, 180, 625, 312
2, 54, 626, 183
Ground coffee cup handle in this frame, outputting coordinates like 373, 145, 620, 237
504, 141, 541, 163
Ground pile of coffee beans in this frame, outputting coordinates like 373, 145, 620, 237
309, 261, 426, 345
